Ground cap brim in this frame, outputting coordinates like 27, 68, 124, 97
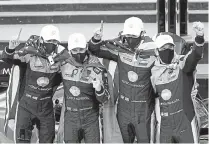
158, 42, 175, 49
121, 29, 140, 37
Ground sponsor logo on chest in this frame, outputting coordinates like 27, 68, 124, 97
127, 71, 138, 82
161, 89, 172, 101
37, 77, 49, 87
69, 86, 81, 96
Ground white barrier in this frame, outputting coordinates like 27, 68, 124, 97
0, 0, 157, 5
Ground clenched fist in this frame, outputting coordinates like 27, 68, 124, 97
93, 27, 103, 41
193, 21, 204, 36
92, 78, 102, 91
9, 37, 20, 50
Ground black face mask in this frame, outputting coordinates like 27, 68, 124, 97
71, 51, 88, 63
158, 49, 174, 64
44, 43, 57, 54
124, 37, 141, 52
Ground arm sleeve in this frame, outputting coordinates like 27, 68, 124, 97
95, 70, 110, 103
2, 46, 30, 65
88, 37, 119, 62
181, 36, 205, 73
54, 72, 63, 87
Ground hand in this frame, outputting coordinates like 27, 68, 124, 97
9, 37, 20, 50
193, 21, 204, 36
93, 27, 103, 40
9, 28, 22, 50
92, 78, 102, 91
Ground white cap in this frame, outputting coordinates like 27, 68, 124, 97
121, 17, 144, 37
68, 33, 87, 51
40, 25, 60, 42
155, 35, 175, 49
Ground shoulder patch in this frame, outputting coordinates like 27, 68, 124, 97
93, 67, 102, 74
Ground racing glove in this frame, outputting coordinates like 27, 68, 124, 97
193, 21, 204, 36
92, 78, 103, 92
18, 35, 46, 57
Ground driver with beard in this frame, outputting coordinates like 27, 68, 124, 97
59, 33, 110, 143
2, 25, 64, 143
88, 17, 157, 143
151, 22, 205, 143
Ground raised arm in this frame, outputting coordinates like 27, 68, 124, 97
180, 22, 205, 73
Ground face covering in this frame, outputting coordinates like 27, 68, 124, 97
71, 51, 88, 63
44, 43, 57, 54
124, 37, 141, 52
158, 49, 174, 64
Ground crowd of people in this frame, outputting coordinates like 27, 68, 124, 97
1, 16, 205, 143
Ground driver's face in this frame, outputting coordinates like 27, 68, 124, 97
158, 43, 174, 51
71, 47, 86, 54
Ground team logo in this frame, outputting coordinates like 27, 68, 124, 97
74, 38, 79, 43
128, 71, 138, 82
161, 89, 172, 101
37, 77, 49, 87
128, 23, 133, 28
51, 30, 56, 36
69, 86, 80, 97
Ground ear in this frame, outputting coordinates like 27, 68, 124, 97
140, 31, 146, 37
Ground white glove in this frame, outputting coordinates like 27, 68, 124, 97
92, 78, 102, 91
193, 21, 204, 36
93, 27, 103, 40
9, 36, 20, 50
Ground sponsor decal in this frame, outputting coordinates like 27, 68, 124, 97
29, 85, 52, 91
138, 59, 149, 66
69, 86, 80, 97
67, 97, 89, 100
93, 67, 101, 74
51, 30, 57, 36
122, 80, 144, 88
37, 77, 49, 87
71, 69, 79, 77
128, 23, 133, 28
81, 69, 91, 81
128, 71, 138, 82
161, 112, 168, 116
1, 68, 11, 75
161, 89, 172, 101
160, 99, 180, 106
123, 57, 132, 62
